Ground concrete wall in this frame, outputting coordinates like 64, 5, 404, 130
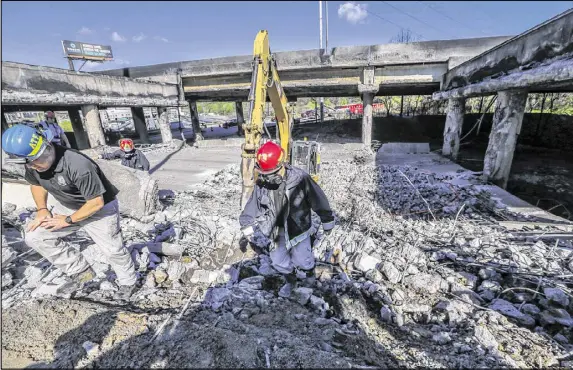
2, 62, 181, 107
442, 10, 573, 90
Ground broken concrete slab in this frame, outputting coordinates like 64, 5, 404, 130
379, 142, 430, 154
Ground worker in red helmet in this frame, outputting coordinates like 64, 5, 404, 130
239, 140, 335, 291
97, 138, 150, 172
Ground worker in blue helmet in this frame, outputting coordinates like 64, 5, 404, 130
2, 124, 138, 301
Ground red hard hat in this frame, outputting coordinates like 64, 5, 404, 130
119, 138, 134, 152
256, 141, 284, 174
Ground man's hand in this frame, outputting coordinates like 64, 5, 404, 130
26, 209, 53, 232
40, 214, 72, 232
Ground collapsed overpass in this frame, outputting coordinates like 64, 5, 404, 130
433, 9, 573, 189
1, 62, 184, 148
1, 62, 181, 107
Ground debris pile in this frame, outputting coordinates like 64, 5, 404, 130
2, 147, 573, 368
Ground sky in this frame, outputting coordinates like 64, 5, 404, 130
2, 1, 572, 71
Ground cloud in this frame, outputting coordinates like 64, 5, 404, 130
154, 36, 169, 43
52, 33, 62, 37
77, 26, 94, 35
338, 2, 368, 24
132, 33, 147, 42
111, 31, 127, 42
104, 27, 110, 31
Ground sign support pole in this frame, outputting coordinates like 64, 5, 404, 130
67, 58, 75, 71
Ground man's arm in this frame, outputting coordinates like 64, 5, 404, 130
41, 160, 109, 231
304, 175, 336, 231
60, 131, 71, 148
27, 185, 53, 231
67, 196, 104, 223
41, 195, 104, 231
100, 150, 123, 160
138, 151, 150, 171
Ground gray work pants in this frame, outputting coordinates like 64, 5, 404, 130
24, 199, 137, 286
269, 230, 315, 274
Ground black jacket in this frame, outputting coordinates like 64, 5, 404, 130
239, 165, 335, 250
101, 149, 150, 171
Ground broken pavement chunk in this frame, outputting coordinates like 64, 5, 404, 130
292, 287, 313, 306
403, 273, 447, 295
380, 262, 401, 284
543, 287, 570, 307
353, 252, 380, 273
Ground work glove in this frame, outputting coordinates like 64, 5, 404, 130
240, 225, 271, 252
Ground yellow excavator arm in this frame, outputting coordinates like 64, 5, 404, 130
240, 30, 320, 208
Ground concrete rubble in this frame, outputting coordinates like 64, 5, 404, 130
2, 146, 573, 368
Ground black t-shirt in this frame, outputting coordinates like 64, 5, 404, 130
24, 145, 119, 210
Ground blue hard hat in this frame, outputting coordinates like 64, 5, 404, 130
2, 124, 53, 160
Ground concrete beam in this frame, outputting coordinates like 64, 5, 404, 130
182, 63, 446, 100
483, 91, 527, 189
433, 55, 573, 100
2, 62, 181, 107
131, 107, 151, 144
441, 9, 573, 91
442, 98, 465, 160
81, 105, 106, 148
100, 36, 510, 79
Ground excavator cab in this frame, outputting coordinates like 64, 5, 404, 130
290, 139, 321, 183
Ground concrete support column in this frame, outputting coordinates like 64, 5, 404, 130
361, 92, 374, 146
187, 100, 203, 141
157, 107, 173, 143
81, 105, 106, 148
68, 109, 90, 150
131, 107, 150, 144
358, 66, 378, 148
236, 101, 245, 136
442, 98, 466, 160
483, 90, 527, 189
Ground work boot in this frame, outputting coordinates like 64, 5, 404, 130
278, 271, 298, 298
113, 284, 137, 302
56, 267, 97, 298
300, 268, 317, 288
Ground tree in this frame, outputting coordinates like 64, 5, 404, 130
390, 29, 418, 44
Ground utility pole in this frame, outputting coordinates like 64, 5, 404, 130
319, 1, 324, 122
325, 1, 329, 54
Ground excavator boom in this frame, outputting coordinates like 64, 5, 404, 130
240, 30, 321, 208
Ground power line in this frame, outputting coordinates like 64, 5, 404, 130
379, 1, 449, 37
365, 8, 427, 41
417, 1, 491, 37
